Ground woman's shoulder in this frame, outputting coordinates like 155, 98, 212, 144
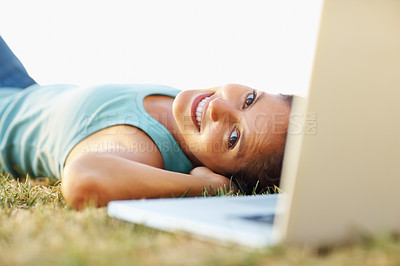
65, 124, 165, 169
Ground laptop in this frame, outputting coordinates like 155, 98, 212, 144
108, 0, 400, 247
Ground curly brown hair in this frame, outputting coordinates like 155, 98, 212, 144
232, 94, 293, 194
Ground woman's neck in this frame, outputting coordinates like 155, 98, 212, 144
143, 95, 201, 167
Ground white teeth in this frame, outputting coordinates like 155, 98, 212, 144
195, 97, 210, 127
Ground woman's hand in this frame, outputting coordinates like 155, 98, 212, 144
63, 153, 239, 209
189, 166, 238, 194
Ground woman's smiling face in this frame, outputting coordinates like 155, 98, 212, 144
172, 84, 290, 175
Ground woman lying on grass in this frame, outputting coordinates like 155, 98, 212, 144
0, 36, 293, 209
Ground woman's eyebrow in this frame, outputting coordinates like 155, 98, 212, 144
236, 91, 265, 156
237, 127, 247, 158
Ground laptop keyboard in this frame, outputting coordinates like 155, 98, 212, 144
231, 214, 275, 225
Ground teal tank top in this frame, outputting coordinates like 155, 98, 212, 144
0, 84, 192, 179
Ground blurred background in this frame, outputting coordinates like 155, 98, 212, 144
0, 0, 322, 96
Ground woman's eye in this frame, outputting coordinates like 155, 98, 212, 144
228, 129, 239, 149
243, 90, 257, 108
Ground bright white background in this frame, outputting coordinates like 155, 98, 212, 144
0, 0, 322, 96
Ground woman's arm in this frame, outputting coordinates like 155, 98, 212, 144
62, 152, 233, 210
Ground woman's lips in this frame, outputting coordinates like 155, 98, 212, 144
191, 93, 213, 132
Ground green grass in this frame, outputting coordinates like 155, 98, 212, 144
1, 173, 400, 266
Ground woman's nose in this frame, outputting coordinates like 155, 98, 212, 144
209, 98, 239, 123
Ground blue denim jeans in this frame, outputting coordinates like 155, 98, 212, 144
0, 36, 36, 89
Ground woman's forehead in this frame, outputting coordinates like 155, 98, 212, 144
237, 94, 289, 157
